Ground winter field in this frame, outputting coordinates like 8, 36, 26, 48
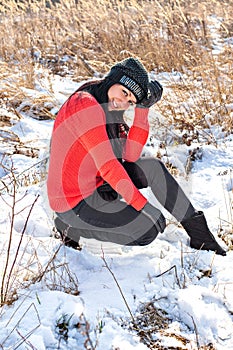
0, 1, 233, 349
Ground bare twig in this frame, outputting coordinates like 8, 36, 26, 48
1, 193, 39, 306
189, 314, 200, 349
1, 303, 41, 349
155, 265, 182, 289
101, 248, 135, 324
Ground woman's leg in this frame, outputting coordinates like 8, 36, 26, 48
55, 157, 226, 254
55, 157, 191, 246
56, 188, 160, 246
123, 157, 196, 222
123, 158, 226, 255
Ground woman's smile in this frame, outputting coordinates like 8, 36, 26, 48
108, 84, 137, 111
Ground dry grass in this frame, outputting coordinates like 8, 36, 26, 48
0, 0, 232, 73
0, 0, 232, 136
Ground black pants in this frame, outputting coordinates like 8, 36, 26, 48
56, 158, 195, 246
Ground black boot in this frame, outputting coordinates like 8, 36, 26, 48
54, 217, 81, 250
181, 211, 226, 256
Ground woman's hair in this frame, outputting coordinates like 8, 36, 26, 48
76, 79, 103, 93
77, 79, 129, 161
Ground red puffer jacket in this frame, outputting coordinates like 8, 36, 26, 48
47, 91, 149, 213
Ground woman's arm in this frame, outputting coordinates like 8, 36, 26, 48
123, 107, 149, 162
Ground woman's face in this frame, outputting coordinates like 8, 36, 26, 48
107, 84, 137, 111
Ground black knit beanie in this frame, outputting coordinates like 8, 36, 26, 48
104, 57, 149, 103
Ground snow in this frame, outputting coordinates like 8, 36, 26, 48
0, 77, 233, 350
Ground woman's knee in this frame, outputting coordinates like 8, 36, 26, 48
146, 157, 167, 173
136, 157, 168, 187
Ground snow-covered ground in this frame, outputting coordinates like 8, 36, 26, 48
0, 73, 232, 350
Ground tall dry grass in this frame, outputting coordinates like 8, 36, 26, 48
0, 0, 232, 72
0, 0, 232, 133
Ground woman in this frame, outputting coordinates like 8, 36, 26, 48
47, 57, 226, 255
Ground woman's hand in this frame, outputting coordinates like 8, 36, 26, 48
137, 80, 163, 108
